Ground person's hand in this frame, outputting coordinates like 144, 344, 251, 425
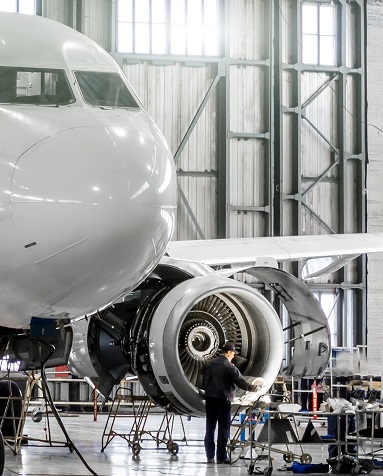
248, 384, 258, 392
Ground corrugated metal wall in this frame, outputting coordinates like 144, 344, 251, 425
122, 62, 219, 240
42, 0, 69, 24
228, 1, 272, 240
43, 0, 111, 50
366, 1, 383, 376
82, 0, 111, 49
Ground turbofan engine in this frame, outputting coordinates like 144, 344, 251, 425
68, 259, 330, 417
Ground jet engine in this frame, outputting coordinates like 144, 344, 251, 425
69, 259, 330, 417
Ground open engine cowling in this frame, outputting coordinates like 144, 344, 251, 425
145, 275, 283, 416
68, 260, 330, 417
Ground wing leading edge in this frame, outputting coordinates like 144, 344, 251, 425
166, 232, 383, 267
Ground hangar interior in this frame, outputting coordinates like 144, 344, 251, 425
33, 0, 382, 376
1, 0, 383, 475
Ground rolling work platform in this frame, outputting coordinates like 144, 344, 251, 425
101, 386, 184, 455
228, 397, 308, 471
228, 395, 357, 475
343, 406, 383, 475
0, 373, 35, 455
0, 371, 72, 456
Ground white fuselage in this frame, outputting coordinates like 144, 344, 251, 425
0, 13, 177, 327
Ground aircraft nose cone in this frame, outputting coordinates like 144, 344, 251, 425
10, 125, 177, 315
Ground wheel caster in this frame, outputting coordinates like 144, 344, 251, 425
264, 466, 273, 476
300, 453, 312, 464
350, 465, 360, 476
167, 441, 179, 455
361, 460, 374, 473
332, 463, 342, 474
132, 442, 141, 455
283, 452, 294, 463
32, 410, 43, 423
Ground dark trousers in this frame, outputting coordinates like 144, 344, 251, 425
204, 396, 231, 462
328, 414, 355, 458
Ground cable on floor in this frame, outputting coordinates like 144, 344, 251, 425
37, 339, 101, 476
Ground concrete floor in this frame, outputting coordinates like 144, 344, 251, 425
1, 410, 383, 476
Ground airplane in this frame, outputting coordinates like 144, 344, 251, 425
0, 11, 383, 430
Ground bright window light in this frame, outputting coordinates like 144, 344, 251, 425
204, 25, 218, 55
302, 34, 318, 64
152, 0, 166, 54
320, 5, 336, 36
205, 0, 218, 24
320, 36, 336, 65
187, 25, 203, 55
136, 0, 149, 23
301, 2, 336, 66
302, 4, 318, 35
0, 0, 17, 12
152, 0, 166, 23
188, 0, 202, 24
171, 0, 185, 24
152, 24, 166, 54
19, 0, 35, 14
313, 291, 338, 347
118, 23, 133, 53
171, 24, 186, 55
118, 0, 132, 22
0, 0, 35, 13
135, 23, 150, 54
0, 356, 20, 372
116, 0, 219, 56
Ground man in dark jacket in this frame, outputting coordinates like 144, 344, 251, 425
201, 341, 257, 464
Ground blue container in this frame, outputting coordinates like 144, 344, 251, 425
239, 411, 265, 441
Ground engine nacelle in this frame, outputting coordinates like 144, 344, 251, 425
146, 275, 283, 416
68, 261, 330, 417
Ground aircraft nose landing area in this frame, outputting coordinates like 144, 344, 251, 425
9, 125, 176, 317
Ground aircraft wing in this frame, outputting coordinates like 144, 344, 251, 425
166, 232, 383, 266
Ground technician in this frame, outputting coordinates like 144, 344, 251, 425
201, 341, 257, 464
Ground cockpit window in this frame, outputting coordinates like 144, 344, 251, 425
74, 71, 139, 109
0, 67, 75, 105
